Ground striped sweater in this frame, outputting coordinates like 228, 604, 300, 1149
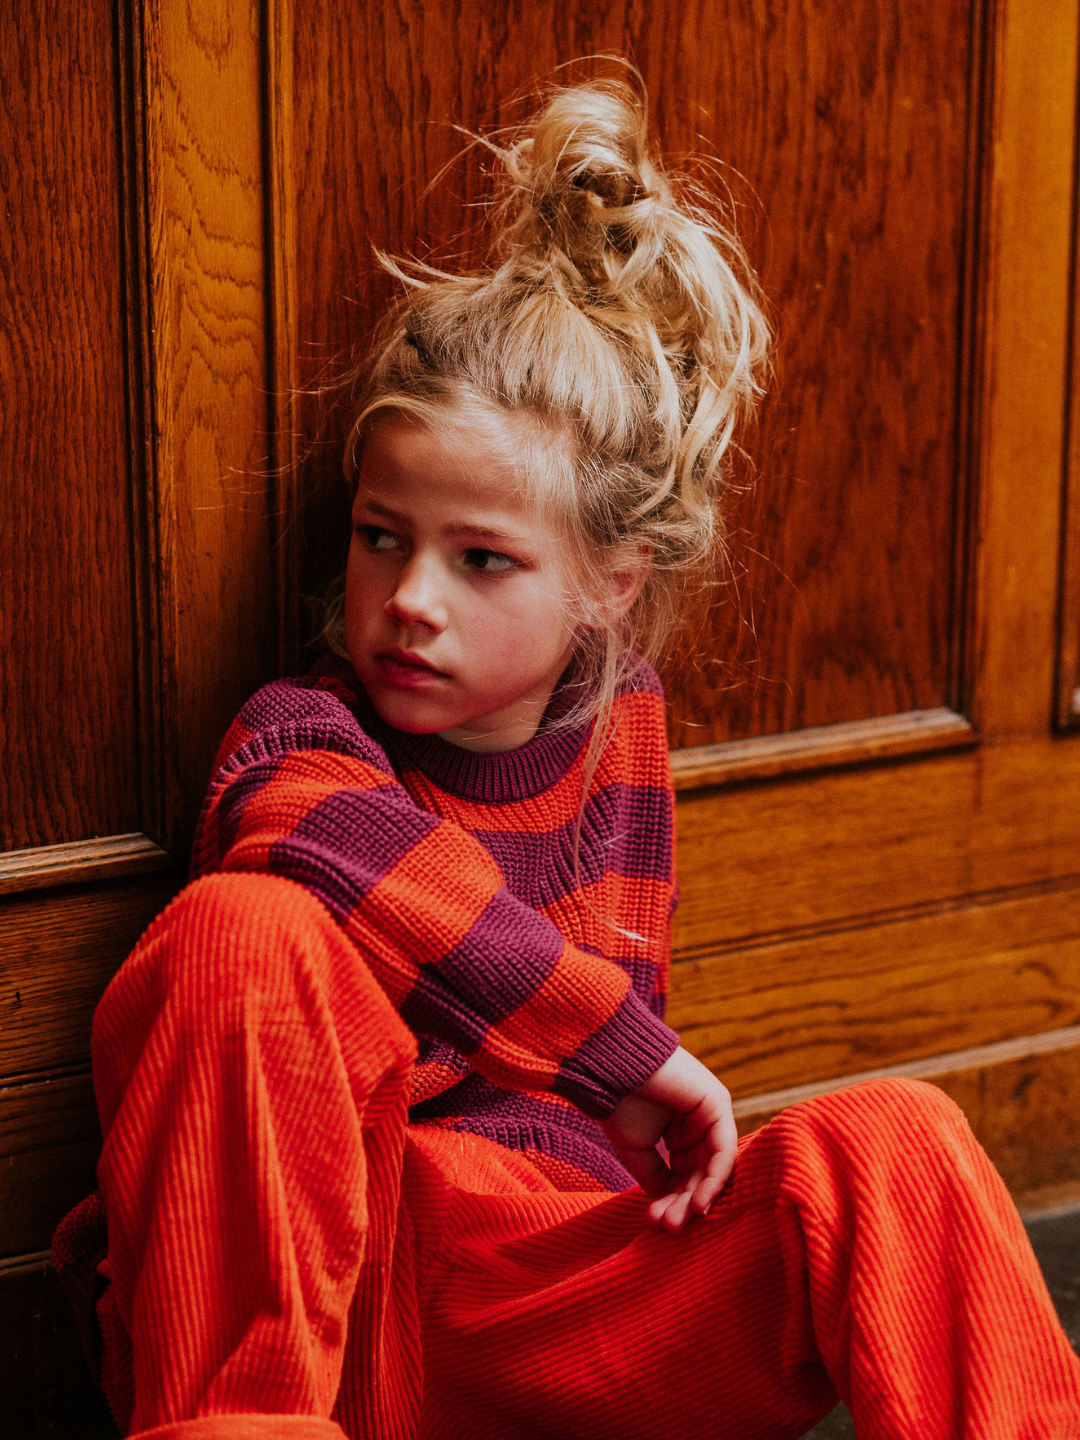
192, 654, 681, 1192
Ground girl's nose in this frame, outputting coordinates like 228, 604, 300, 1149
385, 555, 448, 633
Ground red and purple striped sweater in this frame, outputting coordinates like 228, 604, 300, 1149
191, 653, 681, 1192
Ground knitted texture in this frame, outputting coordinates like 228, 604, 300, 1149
190, 654, 680, 1187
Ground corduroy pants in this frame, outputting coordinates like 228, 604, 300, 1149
90, 871, 1080, 1440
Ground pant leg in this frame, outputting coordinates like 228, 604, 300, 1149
92, 872, 418, 1440
419, 1078, 1080, 1440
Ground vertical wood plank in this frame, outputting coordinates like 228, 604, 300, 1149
265, 0, 301, 679
139, 0, 280, 851
1056, 51, 1080, 731
975, 0, 1079, 736
0, 2, 138, 850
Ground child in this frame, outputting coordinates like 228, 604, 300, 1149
55, 79, 1080, 1439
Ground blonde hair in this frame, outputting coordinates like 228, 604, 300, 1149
329, 74, 769, 774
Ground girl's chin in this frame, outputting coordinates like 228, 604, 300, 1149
366, 686, 465, 736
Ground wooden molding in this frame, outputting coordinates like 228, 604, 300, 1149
974, 0, 1080, 735
0, 834, 173, 897
116, 0, 172, 850
264, 0, 302, 676
1056, 29, 1080, 731
670, 707, 975, 792
949, 0, 996, 724
731, 1023, 1080, 1120
670, 862, 1080, 1099
729, 1025, 1080, 1202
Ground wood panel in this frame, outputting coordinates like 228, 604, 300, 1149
0, 1072, 100, 1260
671, 878, 1080, 1097
975, 0, 1078, 738
286, 0, 976, 748
133, 0, 285, 851
938, 1042, 1080, 1196
0, 1, 138, 851
1056, 72, 1080, 732
732, 1034, 1080, 1203
0, 874, 181, 1082
674, 735, 1080, 951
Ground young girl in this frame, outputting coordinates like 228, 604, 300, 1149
55, 79, 1080, 1439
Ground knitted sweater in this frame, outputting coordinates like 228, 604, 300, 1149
191, 653, 681, 1192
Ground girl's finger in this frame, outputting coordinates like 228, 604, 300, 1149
690, 1129, 739, 1213
660, 1188, 697, 1234
620, 1145, 672, 1200
645, 1189, 680, 1230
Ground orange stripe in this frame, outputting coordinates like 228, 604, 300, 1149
214, 751, 396, 872
342, 825, 504, 1005
399, 690, 670, 833
402, 755, 588, 832
541, 875, 674, 974
267, 748, 394, 794
482, 941, 630, 1086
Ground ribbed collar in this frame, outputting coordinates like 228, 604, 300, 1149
311, 653, 592, 804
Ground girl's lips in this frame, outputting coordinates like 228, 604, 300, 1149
374, 652, 448, 689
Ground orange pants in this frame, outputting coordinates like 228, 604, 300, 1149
91, 872, 1080, 1440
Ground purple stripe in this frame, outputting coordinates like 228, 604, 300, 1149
397, 983, 490, 1055
399, 889, 563, 1044
215, 759, 282, 858
267, 789, 438, 923
553, 990, 679, 1118
472, 782, 673, 906
409, 1071, 635, 1190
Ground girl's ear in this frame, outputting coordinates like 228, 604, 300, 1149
597, 543, 653, 621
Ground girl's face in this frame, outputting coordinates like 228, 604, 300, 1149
344, 412, 580, 753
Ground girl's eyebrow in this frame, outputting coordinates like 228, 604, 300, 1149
453, 522, 528, 545
358, 498, 528, 546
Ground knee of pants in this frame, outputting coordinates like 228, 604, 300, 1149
779, 1076, 972, 1163
112, 870, 405, 1049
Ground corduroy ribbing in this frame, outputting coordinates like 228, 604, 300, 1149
87, 874, 1080, 1440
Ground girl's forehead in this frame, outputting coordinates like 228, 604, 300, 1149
356, 413, 547, 525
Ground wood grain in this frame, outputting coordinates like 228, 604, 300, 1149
139, 0, 281, 853
670, 707, 974, 790
0, 1071, 100, 1259
671, 876, 1080, 1097
0, 3, 138, 850
0, 874, 180, 1081
0, 834, 173, 897
1057, 10, 1080, 731
729, 1024, 1080, 1119
674, 733, 1080, 952
286, 0, 977, 746
975, 0, 1078, 737
732, 1035, 1080, 1202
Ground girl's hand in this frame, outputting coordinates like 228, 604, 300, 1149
600, 1046, 738, 1235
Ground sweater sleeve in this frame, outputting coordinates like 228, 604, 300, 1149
190, 676, 680, 1117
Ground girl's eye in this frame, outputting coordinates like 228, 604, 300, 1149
462, 548, 517, 575
358, 525, 401, 553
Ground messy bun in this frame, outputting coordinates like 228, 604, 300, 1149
333, 72, 770, 744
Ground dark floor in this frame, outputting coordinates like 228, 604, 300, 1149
802, 1205, 1080, 1438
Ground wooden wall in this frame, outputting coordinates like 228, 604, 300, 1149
3, 0, 1080, 1429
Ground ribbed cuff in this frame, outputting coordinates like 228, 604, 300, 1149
553, 990, 680, 1118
